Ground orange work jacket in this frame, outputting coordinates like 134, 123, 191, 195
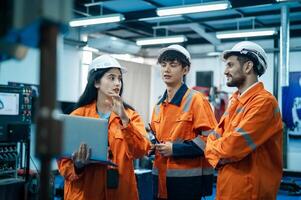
57, 101, 151, 200
205, 82, 283, 200
151, 85, 217, 199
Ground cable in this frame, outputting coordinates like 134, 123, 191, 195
27, 156, 40, 195
30, 156, 40, 176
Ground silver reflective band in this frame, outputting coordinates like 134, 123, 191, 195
152, 167, 214, 177
193, 137, 206, 150
202, 130, 214, 136
274, 107, 280, 116
152, 168, 158, 175
155, 105, 160, 116
183, 90, 197, 112
235, 127, 256, 150
166, 168, 214, 177
211, 131, 221, 139
236, 107, 244, 114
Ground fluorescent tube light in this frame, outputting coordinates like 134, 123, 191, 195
69, 14, 124, 27
82, 46, 99, 53
136, 35, 187, 46
207, 52, 221, 56
216, 28, 277, 39
157, 1, 230, 16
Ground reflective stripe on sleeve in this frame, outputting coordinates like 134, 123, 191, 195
192, 137, 206, 151
223, 111, 229, 116
235, 127, 256, 150
236, 107, 244, 114
202, 129, 214, 136
152, 167, 158, 175
274, 107, 280, 116
210, 131, 221, 139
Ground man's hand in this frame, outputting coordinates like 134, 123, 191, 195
155, 141, 173, 157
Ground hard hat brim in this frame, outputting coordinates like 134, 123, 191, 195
221, 50, 241, 60
158, 46, 191, 61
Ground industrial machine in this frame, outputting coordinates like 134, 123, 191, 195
0, 84, 32, 199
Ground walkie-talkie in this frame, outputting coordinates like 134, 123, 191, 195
148, 123, 160, 144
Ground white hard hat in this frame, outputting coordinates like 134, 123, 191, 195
88, 54, 127, 74
222, 41, 268, 75
158, 44, 191, 62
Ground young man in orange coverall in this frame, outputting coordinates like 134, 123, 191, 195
151, 44, 217, 200
57, 55, 150, 200
204, 41, 283, 200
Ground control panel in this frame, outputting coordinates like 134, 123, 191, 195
0, 85, 32, 142
0, 143, 18, 179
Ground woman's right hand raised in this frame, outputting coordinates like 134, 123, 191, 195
72, 143, 91, 170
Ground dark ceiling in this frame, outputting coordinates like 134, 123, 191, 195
72, 0, 301, 48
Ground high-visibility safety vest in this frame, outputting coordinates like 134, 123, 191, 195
151, 84, 217, 199
205, 82, 283, 200
57, 101, 151, 200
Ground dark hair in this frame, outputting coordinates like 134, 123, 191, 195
158, 50, 191, 68
224, 52, 263, 77
74, 67, 134, 111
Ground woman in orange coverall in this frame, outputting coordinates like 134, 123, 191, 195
57, 54, 151, 200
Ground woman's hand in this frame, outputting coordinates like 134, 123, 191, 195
72, 143, 91, 169
107, 94, 129, 127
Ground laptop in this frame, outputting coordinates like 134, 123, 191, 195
59, 114, 111, 164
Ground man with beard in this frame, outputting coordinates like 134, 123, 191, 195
204, 41, 283, 200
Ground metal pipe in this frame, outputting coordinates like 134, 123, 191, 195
37, 23, 62, 200
273, 35, 279, 99
280, 5, 290, 87
280, 5, 290, 170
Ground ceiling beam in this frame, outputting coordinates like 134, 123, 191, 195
159, 23, 221, 45
235, 8, 266, 27
143, 0, 162, 7
189, 24, 221, 46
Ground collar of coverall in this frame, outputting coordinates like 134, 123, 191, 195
157, 83, 188, 106
231, 82, 264, 105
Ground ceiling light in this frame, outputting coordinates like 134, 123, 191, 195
207, 52, 221, 56
82, 46, 99, 53
136, 35, 187, 46
216, 28, 277, 39
69, 14, 124, 27
157, 1, 230, 16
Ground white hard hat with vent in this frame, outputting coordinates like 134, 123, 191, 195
88, 54, 127, 74
158, 44, 191, 62
222, 41, 268, 76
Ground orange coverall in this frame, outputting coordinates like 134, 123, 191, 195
205, 82, 283, 200
151, 84, 217, 199
57, 101, 150, 200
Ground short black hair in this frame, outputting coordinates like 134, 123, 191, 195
158, 50, 191, 68
224, 52, 264, 77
